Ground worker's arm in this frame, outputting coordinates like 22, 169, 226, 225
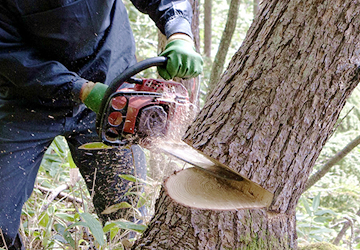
130, 0, 193, 39
0, 3, 86, 107
131, 0, 203, 79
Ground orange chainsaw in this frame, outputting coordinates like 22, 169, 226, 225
96, 56, 194, 146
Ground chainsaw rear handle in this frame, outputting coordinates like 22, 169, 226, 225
96, 56, 168, 137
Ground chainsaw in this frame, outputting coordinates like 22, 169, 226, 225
92, 57, 273, 211
96, 56, 194, 146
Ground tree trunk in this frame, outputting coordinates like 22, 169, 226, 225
136, 0, 360, 249
208, 0, 241, 94
204, 0, 212, 58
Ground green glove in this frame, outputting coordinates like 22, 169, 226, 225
158, 39, 203, 80
82, 82, 108, 114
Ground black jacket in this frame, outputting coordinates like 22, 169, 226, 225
0, 0, 193, 107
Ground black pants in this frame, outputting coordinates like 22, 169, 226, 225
0, 101, 146, 248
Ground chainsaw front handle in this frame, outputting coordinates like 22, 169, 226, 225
96, 56, 167, 137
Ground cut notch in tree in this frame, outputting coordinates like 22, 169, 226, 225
164, 167, 273, 210
160, 140, 274, 210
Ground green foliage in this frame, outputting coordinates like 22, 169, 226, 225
297, 193, 338, 243
20, 136, 149, 249
299, 242, 345, 250
297, 86, 360, 249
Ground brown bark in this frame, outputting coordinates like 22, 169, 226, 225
136, 189, 296, 249
190, 0, 200, 51
137, 0, 360, 249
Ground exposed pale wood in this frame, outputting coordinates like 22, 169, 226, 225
165, 167, 273, 210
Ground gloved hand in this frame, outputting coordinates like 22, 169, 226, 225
158, 34, 203, 80
80, 81, 108, 114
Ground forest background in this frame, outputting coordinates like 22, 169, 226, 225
12, 0, 360, 249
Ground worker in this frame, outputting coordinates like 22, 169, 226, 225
0, 0, 203, 249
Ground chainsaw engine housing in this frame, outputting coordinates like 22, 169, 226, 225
99, 78, 193, 146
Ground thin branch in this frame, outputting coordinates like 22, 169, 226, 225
333, 209, 360, 246
36, 184, 83, 211
0, 228, 8, 250
304, 134, 360, 191
37, 171, 82, 212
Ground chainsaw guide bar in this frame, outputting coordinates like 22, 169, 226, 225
160, 140, 244, 182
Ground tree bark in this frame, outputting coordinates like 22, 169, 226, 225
137, 0, 360, 249
208, 0, 241, 94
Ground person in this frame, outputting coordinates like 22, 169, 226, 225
0, 0, 203, 249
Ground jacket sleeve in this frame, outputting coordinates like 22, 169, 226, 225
130, 0, 193, 39
0, 3, 86, 106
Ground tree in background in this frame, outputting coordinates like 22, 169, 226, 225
207, 0, 242, 94
203, 0, 212, 58
253, 0, 259, 16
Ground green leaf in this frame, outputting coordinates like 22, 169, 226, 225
56, 213, 76, 222
312, 193, 321, 212
39, 212, 50, 228
103, 222, 120, 240
67, 153, 77, 169
118, 174, 150, 185
80, 213, 105, 246
52, 136, 68, 156
54, 223, 76, 249
137, 196, 147, 208
101, 202, 132, 215
302, 197, 312, 216
314, 209, 336, 216
67, 221, 88, 229
78, 142, 114, 150
114, 220, 147, 233
118, 174, 138, 183
103, 222, 118, 233
110, 227, 120, 241
313, 216, 331, 223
